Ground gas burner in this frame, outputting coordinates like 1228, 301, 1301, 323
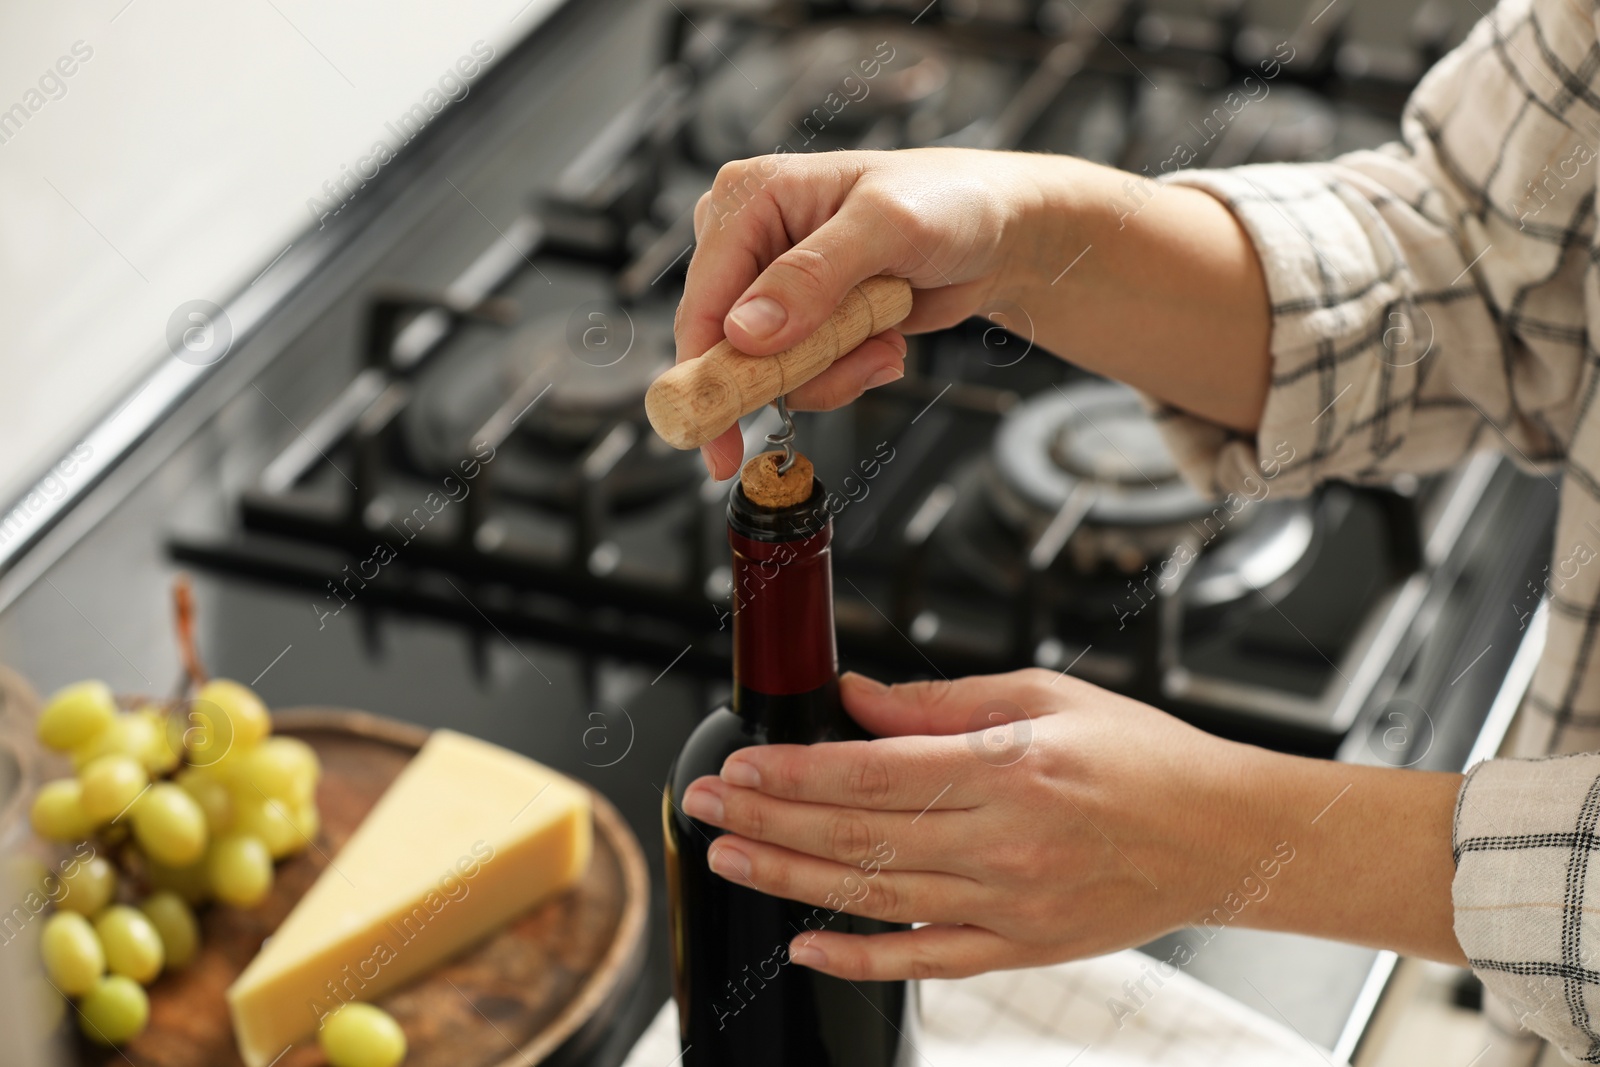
940, 457, 1319, 628
990, 381, 1208, 532
502, 304, 674, 445
400, 303, 697, 511
938, 382, 1317, 620
690, 24, 1015, 162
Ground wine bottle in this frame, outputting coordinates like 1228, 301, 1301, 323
664, 462, 916, 1066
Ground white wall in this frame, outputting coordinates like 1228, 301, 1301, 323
0, 0, 561, 506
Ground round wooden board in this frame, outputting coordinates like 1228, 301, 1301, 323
78, 707, 649, 1067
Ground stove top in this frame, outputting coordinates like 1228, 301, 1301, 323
0, 0, 1559, 1061
154, 0, 1548, 750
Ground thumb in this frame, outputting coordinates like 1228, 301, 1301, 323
841, 670, 1042, 739
723, 201, 907, 356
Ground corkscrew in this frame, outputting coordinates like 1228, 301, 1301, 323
766, 395, 797, 475
644, 275, 913, 452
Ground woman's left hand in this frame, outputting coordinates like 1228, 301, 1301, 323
678, 668, 1274, 981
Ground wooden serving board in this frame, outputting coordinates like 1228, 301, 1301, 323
79, 708, 649, 1067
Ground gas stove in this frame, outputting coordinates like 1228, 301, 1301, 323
156, 0, 1553, 754
0, 0, 1558, 1061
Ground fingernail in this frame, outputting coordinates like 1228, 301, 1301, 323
681, 783, 725, 823
700, 445, 718, 477
789, 944, 827, 967
721, 759, 761, 789
729, 296, 787, 340
842, 671, 888, 694
709, 842, 751, 879
864, 366, 904, 389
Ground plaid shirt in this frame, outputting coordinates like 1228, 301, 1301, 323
1140, 0, 1600, 1059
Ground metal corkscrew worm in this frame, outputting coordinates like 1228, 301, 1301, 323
766, 395, 797, 474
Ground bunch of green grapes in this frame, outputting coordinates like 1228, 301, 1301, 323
23, 677, 323, 1046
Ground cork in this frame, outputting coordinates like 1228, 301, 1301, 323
740, 451, 815, 509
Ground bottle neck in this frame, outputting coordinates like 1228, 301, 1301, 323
727, 482, 839, 724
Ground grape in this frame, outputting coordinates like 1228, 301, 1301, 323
77, 975, 149, 1046
166, 702, 232, 771
30, 779, 97, 840
240, 737, 319, 803
71, 712, 158, 771
281, 735, 321, 782
290, 799, 322, 845
37, 681, 116, 752
138, 891, 200, 970
79, 754, 150, 823
75, 707, 178, 775
205, 679, 273, 745
70, 717, 129, 767
40, 911, 105, 995
57, 853, 117, 916
176, 766, 235, 833
143, 856, 211, 906
319, 1003, 407, 1067
94, 905, 164, 984
133, 705, 179, 774
207, 834, 273, 907
131, 783, 208, 866
182, 679, 270, 767
236, 796, 301, 859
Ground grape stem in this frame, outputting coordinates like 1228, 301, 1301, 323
171, 574, 208, 697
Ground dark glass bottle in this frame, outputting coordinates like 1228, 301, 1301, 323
664, 473, 915, 1066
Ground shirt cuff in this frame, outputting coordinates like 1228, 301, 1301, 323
1136, 162, 1416, 500
1453, 754, 1600, 1061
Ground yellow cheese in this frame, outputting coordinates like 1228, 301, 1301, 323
226, 729, 592, 1067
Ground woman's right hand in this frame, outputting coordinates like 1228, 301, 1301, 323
676, 148, 1062, 479
674, 146, 1273, 478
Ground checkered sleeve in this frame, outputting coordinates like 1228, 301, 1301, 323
1454, 755, 1600, 1063
1142, 0, 1595, 500
1125, 0, 1600, 1056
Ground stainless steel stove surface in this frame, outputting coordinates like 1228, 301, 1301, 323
0, 0, 1558, 1062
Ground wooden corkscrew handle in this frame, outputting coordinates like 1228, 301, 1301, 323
645, 275, 914, 450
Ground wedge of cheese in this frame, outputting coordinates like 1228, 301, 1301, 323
226, 729, 592, 1067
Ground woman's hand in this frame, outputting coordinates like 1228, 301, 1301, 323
673, 147, 1275, 479
679, 669, 1467, 981
680, 669, 1254, 979
677, 148, 1049, 478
